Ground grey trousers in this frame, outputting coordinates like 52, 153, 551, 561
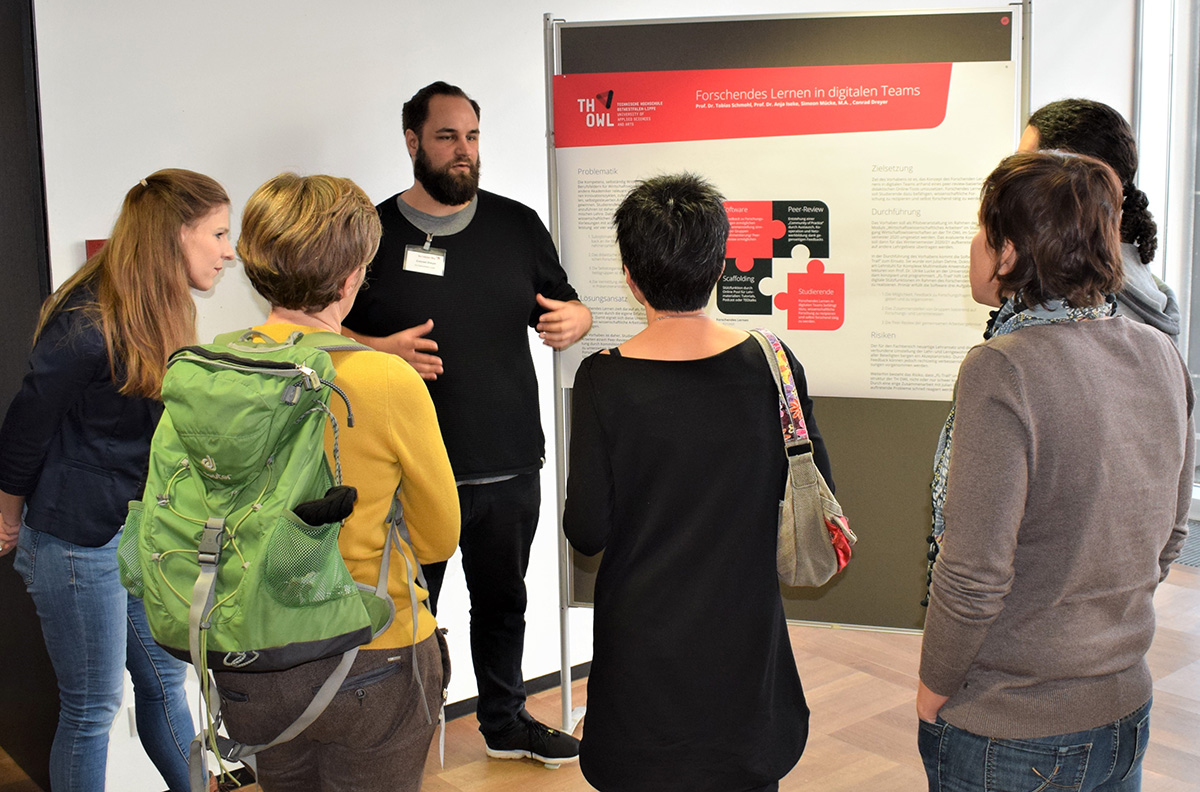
214, 631, 447, 792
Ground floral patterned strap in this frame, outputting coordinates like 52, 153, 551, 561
756, 329, 810, 444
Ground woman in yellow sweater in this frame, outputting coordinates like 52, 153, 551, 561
213, 173, 460, 792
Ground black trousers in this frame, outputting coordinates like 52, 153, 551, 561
423, 472, 540, 736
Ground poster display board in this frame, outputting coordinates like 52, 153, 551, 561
548, 10, 1024, 629
552, 11, 1021, 399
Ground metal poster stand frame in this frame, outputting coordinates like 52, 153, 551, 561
542, 5, 1029, 734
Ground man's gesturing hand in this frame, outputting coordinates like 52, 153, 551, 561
536, 295, 592, 350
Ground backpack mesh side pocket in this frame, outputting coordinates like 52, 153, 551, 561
118, 502, 145, 598
264, 513, 360, 608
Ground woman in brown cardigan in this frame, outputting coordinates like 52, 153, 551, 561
917, 151, 1193, 792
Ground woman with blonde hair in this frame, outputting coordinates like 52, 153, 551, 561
212, 173, 459, 792
0, 168, 234, 791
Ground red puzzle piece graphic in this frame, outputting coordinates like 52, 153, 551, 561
774, 260, 845, 331
724, 201, 786, 263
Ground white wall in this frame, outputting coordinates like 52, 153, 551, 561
31, 0, 1137, 786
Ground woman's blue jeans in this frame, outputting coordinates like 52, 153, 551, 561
918, 698, 1152, 792
14, 525, 195, 792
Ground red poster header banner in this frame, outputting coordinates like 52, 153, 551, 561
553, 63, 952, 148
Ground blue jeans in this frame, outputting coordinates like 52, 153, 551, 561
14, 525, 195, 792
918, 699, 1151, 792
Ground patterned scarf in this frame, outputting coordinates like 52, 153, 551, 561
922, 293, 1115, 606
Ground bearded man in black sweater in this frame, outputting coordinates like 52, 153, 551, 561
344, 81, 591, 766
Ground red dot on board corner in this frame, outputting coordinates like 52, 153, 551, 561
735, 258, 754, 273
1001, 16, 1010, 25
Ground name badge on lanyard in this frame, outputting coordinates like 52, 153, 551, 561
403, 244, 447, 277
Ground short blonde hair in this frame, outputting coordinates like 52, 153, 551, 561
238, 173, 382, 312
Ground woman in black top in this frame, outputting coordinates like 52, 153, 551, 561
563, 173, 833, 792
0, 169, 233, 792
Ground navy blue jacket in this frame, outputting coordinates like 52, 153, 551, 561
0, 292, 162, 547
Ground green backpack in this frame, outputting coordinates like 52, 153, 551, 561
118, 329, 429, 789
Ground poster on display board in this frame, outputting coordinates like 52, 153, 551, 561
550, 10, 1022, 400
547, 10, 1027, 631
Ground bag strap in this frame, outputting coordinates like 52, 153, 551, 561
750, 331, 855, 554
293, 329, 374, 354
213, 327, 373, 354
188, 648, 360, 790
192, 492, 411, 784
185, 514, 361, 790
749, 330, 812, 454
385, 494, 448, 763
209, 649, 359, 759
383, 492, 434, 724
187, 516, 226, 791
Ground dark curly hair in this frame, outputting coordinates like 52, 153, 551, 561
1027, 99, 1157, 264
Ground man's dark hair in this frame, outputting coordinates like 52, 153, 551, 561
613, 173, 729, 312
1028, 98, 1157, 263
980, 150, 1123, 309
402, 81, 481, 136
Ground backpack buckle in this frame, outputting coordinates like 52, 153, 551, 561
198, 518, 226, 566
297, 364, 321, 391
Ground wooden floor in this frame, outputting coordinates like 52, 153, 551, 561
425, 563, 1200, 792
3, 563, 1198, 791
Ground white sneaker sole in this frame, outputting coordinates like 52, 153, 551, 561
485, 746, 580, 766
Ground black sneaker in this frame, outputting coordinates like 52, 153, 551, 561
484, 711, 580, 765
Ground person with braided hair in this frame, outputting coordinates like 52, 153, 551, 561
1020, 98, 1180, 345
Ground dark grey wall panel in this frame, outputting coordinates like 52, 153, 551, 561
570, 397, 947, 631
775, 397, 945, 629
0, 0, 57, 788
561, 12, 1015, 74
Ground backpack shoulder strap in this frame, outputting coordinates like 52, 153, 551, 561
292, 330, 373, 354
211, 327, 372, 355
211, 328, 293, 350
375, 491, 434, 724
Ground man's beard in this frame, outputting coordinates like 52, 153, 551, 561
414, 145, 481, 206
